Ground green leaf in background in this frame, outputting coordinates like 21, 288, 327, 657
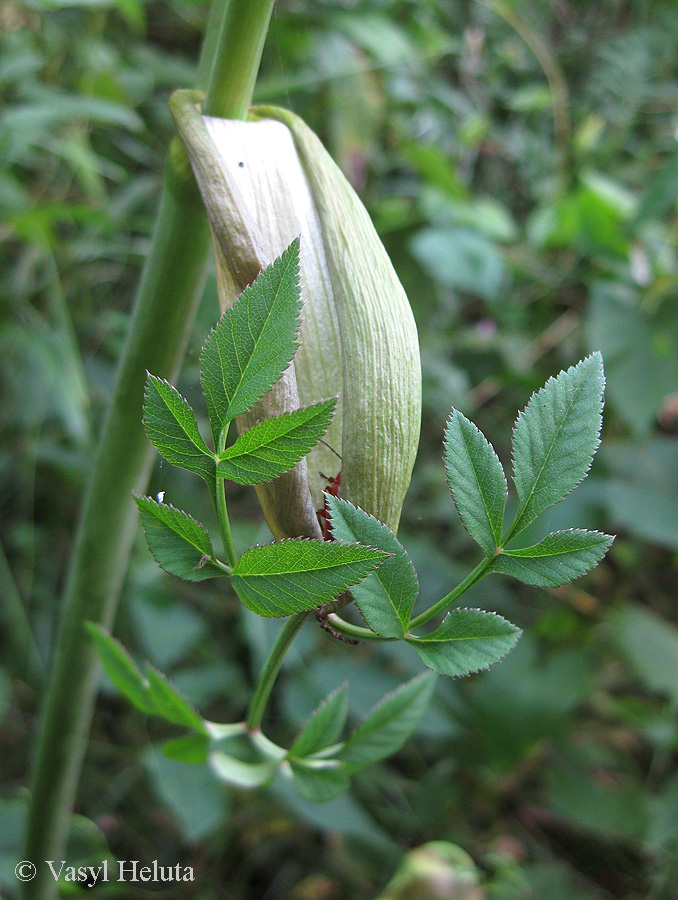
231, 539, 389, 618
327, 496, 418, 637
511, 354, 605, 536
143, 373, 216, 487
406, 610, 521, 678
162, 733, 209, 764
609, 603, 678, 706
146, 667, 206, 733
134, 495, 224, 582
444, 410, 507, 557
200, 239, 303, 445
216, 398, 337, 485
494, 529, 614, 587
340, 672, 435, 772
585, 282, 678, 434
85, 624, 154, 715
289, 760, 350, 803
290, 684, 349, 759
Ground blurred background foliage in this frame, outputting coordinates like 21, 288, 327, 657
1, 0, 678, 897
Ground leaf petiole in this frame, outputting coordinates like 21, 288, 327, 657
408, 555, 495, 632
215, 423, 238, 567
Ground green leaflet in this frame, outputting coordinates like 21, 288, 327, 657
444, 410, 507, 557
217, 398, 337, 485
494, 529, 614, 587
134, 495, 224, 582
231, 539, 389, 618
326, 495, 418, 637
290, 684, 349, 759
86, 624, 155, 715
340, 672, 434, 772
407, 609, 521, 678
146, 667, 206, 733
162, 734, 209, 765
200, 239, 303, 446
289, 760, 349, 803
143, 373, 215, 490
511, 353, 605, 535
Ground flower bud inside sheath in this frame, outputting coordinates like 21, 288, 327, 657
171, 92, 421, 537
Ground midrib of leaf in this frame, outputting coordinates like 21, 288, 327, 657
507, 382, 583, 542
217, 251, 297, 447
156, 392, 213, 458
460, 422, 502, 547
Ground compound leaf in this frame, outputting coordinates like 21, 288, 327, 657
143, 373, 215, 489
407, 609, 521, 678
327, 496, 418, 637
217, 398, 337, 485
290, 684, 349, 759
231, 539, 389, 618
444, 410, 507, 557
134, 495, 224, 582
340, 672, 434, 772
494, 529, 614, 587
511, 353, 604, 535
200, 239, 303, 445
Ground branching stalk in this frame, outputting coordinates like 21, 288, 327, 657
408, 556, 494, 631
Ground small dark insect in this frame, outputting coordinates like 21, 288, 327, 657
316, 471, 340, 541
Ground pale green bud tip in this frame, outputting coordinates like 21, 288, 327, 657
377, 843, 483, 900
171, 90, 421, 537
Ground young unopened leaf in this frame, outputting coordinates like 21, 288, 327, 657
217, 398, 337, 485
327, 496, 418, 637
134, 495, 224, 582
444, 410, 507, 557
511, 353, 604, 535
86, 624, 154, 715
162, 733, 209, 764
146, 667, 206, 733
289, 760, 349, 802
143, 374, 215, 489
290, 684, 349, 759
200, 239, 303, 445
340, 672, 434, 772
407, 609, 521, 678
231, 539, 389, 618
494, 529, 614, 587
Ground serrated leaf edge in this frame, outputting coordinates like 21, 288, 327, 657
443, 409, 508, 555
406, 608, 522, 678
509, 352, 605, 534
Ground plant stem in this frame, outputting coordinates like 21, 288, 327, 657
23, 2, 276, 897
247, 613, 309, 730
408, 556, 494, 632
0, 539, 43, 685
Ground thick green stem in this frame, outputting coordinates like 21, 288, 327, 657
408, 557, 494, 632
247, 613, 309, 730
23, 2, 275, 897
0, 539, 44, 684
